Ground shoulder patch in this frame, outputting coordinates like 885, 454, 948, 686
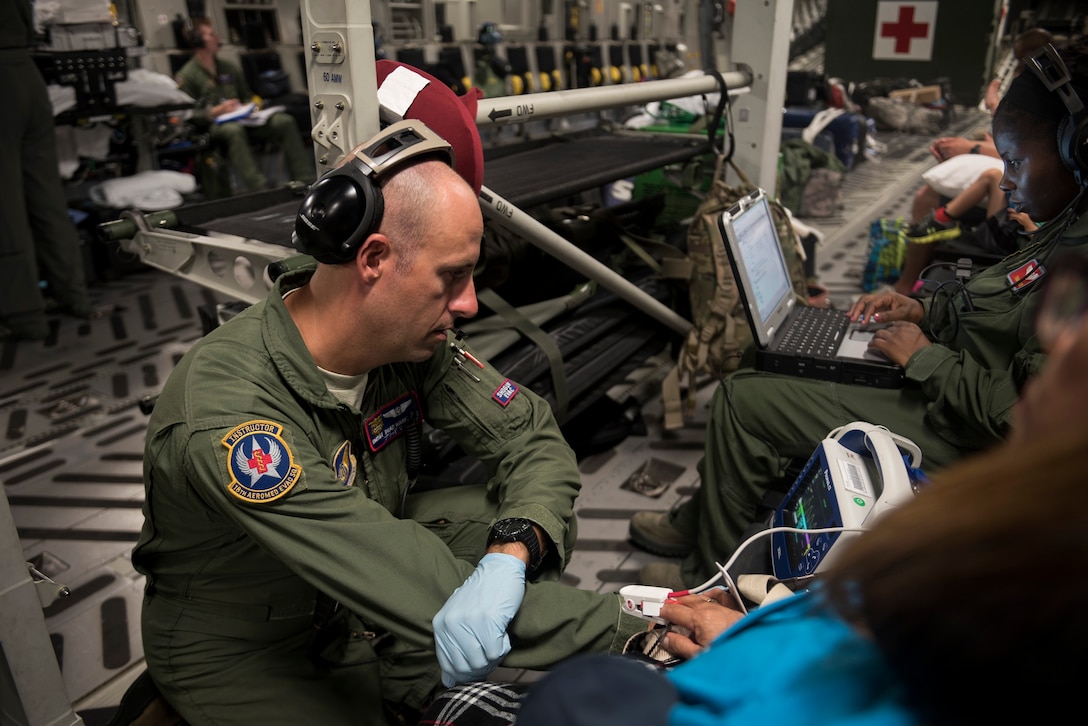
365, 391, 422, 452
492, 379, 519, 407
332, 440, 357, 487
1007, 258, 1045, 292
222, 421, 302, 503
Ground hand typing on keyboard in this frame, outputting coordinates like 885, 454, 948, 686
864, 320, 931, 367
847, 290, 925, 328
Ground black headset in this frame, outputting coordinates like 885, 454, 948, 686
292, 120, 454, 264
1025, 44, 1088, 187
187, 21, 205, 49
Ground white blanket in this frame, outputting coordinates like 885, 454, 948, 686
89, 170, 196, 210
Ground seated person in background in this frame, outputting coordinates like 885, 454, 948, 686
176, 17, 315, 192
898, 27, 1054, 293
629, 42, 1088, 591
894, 165, 1038, 295
514, 274, 1088, 725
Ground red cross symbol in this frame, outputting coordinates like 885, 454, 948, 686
881, 6, 929, 54
248, 447, 272, 474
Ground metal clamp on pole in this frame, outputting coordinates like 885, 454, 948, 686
27, 562, 71, 608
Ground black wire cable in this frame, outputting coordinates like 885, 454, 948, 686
920, 185, 1088, 342
705, 68, 734, 163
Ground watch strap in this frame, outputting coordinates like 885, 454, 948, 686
488, 518, 544, 572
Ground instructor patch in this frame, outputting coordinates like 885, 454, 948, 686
222, 421, 302, 503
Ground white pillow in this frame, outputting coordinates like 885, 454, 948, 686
922, 154, 1004, 199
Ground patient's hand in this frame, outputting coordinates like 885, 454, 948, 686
930, 136, 972, 161
657, 591, 744, 660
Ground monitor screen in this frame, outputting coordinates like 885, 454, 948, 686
776, 456, 843, 575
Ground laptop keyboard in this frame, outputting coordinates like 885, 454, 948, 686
776, 307, 847, 357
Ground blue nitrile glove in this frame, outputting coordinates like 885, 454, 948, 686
433, 552, 527, 687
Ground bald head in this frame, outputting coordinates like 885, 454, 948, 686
379, 160, 477, 272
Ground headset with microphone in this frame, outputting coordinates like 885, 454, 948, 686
1025, 43, 1088, 187
292, 120, 454, 264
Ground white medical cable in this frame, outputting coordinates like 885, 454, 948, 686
671, 525, 867, 614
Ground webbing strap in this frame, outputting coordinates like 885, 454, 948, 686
661, 365, 684, 431
476, 288, 570, 421
617, 232, 694, 280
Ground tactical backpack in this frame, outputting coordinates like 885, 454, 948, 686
662, 156, 810, 429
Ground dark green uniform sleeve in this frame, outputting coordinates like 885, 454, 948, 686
232, 58, 253, 102
906, 210, 1088, 448
902, 344, 1021, 447
174, 59, 214, 124
409, 337, 583, 569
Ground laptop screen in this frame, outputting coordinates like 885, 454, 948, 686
718, 189, 796, 347
732, 194, 793, 325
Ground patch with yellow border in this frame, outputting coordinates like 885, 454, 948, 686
222, 420, 302, 503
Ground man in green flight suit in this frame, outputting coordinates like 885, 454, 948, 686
132, 116, 645, 725
175, 16, 314, 192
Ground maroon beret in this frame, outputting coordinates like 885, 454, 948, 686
375, 60, 484, 195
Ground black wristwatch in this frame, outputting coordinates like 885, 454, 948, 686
487, 518, 544, 573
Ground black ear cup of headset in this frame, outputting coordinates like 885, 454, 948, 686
293, 119, 455, 264
1026, 44, 1088, 186
188, 23, 205, 49
293, 160, 384, 264
1058, 104, 1088, 184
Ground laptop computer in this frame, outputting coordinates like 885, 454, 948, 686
717, 188, 904, 388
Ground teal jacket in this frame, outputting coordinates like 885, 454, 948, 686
133, 265, 640, 713
669, 589, 912, 725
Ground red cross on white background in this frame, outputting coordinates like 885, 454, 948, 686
872, 1, 938, 61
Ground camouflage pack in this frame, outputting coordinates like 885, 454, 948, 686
663, 157, 809, 429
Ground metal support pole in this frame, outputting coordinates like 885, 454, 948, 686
474, 71, 750, 127
478, 185, 693, 336
301, 0, 380, 172
0, 480, 83, 726
729, 0, 794, 192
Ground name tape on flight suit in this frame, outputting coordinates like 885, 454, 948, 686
366, 391, 422, 452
